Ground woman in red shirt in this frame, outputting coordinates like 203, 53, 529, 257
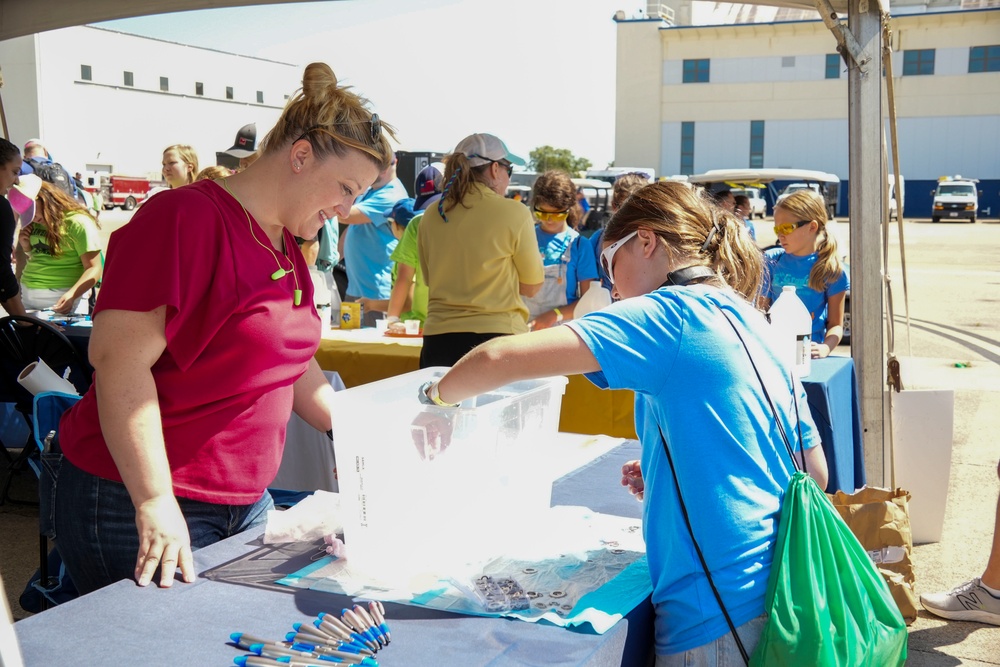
55, 62, 395, 594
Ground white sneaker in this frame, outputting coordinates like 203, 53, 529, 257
920, 578, 1000, 625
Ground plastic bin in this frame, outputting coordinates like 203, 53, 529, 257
331, 367, 569, 582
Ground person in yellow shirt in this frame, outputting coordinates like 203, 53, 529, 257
417, 133, 543, 367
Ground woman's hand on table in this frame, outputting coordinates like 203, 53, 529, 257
51, 294, 75, 314
811, 342, 831, 359
621, 460, 644, 501
133, 494, 195, 588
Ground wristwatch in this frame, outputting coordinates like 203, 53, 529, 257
418, 380, 459, 408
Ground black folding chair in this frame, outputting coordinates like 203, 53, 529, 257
0, 315, 92, 505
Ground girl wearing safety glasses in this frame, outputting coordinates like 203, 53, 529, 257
522, 170, 599, 330
418, 181, 828, 663
760, 189, 849, 359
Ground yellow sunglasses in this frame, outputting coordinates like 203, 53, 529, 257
773, 219, 812, 236
533, 207, 570, 223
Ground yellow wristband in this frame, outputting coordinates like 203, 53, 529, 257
552, 307, 564, 324
429, 382, 459, 408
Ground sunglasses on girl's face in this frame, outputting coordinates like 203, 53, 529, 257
533, 207, 570, 223
773, 220, 812, 236
600, 230, 639, 285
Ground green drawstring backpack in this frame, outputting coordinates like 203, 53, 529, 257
749, 472, 908, 666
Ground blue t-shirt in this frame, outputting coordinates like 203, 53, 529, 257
566, 287, 820, 655
343, 178, 408, 299
763, 248, 849, 343
535, 227, 600, 303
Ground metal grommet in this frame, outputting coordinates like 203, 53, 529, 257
522, 567, 538, 575
534, 601, 547, 609
527, 591, 539, 598
550, 590, 566, 598
612, 549, 625, 555
561, 604, 572, 611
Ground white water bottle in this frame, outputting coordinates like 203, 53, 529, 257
769, 286, 812, 377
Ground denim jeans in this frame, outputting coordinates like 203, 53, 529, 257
655, 614, 766, 667
53, 456, 273, 595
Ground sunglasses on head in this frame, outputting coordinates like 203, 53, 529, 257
296, 113, 382, 145
773, 219, 812, 236
470, 155, 513, 177
600, 230, 639, 286
533, 207, 571, 223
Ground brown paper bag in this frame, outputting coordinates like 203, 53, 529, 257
827, 487, 918, 624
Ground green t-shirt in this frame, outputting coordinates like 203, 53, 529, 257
390, 211, 428, 323
22, 211, 102, 290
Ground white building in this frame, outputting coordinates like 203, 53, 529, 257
0, 25, 300, 179
614, 2, 1000, 217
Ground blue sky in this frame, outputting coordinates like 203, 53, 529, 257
99, 0, 640, 168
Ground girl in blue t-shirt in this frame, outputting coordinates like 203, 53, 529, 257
522, 170, 599, 329
762, 189, 849, 358
420, 182, 828, 663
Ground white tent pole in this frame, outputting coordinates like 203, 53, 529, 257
847, 0, 887, 487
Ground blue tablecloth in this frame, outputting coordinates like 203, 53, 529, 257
14, 439, 654, 667
801, 356, 866, 493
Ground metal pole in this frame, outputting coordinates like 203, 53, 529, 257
848, 0, 886, 486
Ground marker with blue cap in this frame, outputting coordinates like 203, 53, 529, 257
367, 601, 392, 644
294, 641, 369, 656
234, 655, 286, 667
231, 632, 283, 650
340, 608, 379, 647
352, 605, 386, 647
317, 612, 378, 652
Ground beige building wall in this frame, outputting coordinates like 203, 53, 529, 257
615, 8, 1000, 183
614, 19, 663, 175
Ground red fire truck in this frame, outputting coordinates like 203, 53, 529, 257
95, 175, 152, 211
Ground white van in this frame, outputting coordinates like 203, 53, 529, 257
932, 176, 979, 223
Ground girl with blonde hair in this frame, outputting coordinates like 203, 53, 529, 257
762, 189, 849, 358
419, 180, 827, 663
16, 180, 102, 313
161, 144, 199, 189
55, 62, 395, 595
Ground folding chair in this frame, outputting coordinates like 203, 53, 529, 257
0, 315, 91, 505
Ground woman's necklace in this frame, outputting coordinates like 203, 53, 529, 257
220, 178, 302, 306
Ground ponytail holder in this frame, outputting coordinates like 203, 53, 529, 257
700, 211, 723, 253
438, 166, 461, 223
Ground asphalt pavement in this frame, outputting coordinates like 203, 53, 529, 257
2, 213, 999, 663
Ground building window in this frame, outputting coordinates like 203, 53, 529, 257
902, 49, 935, 76
825, 53, 841, 79
160, 77, 169, 92
80, 64, 92, 81
781, 56, 795, 68
680, 122, 695, 175
969, 45, 1000, 73
749, 120, 765, 169
226, 86, 234, 100
195, 82, 204, 96
123, 71, 133, 87
256, 90, 264, 104
682, 59, 710, 83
